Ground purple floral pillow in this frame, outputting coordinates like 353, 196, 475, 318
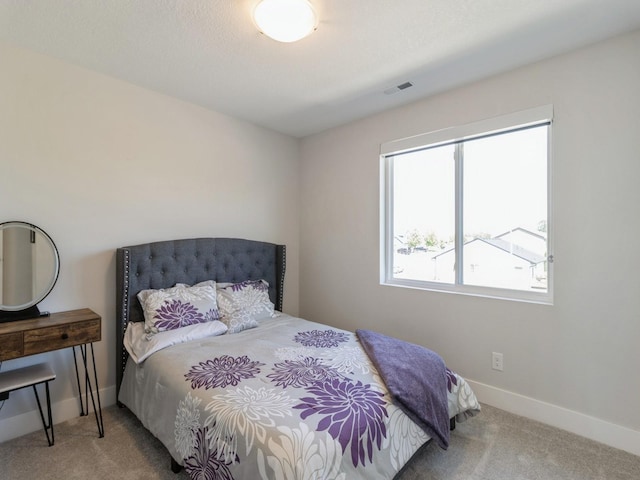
216, 280, 276, 334
138, 283, 220, 337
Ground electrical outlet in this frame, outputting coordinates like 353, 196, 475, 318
492, 352, 504, 371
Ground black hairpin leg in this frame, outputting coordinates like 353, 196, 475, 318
32, 382, 54, 446
72, 343, 105, 437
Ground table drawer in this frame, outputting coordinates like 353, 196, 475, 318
23, 319, 101, 356
0, 332, 23, 361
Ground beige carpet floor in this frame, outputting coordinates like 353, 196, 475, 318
1, 403, 638, 479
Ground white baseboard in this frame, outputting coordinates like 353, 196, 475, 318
0, 385, 116, 444
467, 379, 640, 457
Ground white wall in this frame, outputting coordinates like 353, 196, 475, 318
300, 30, 640, 453
0, 42, 300, 440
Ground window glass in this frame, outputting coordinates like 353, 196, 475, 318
462, 127, 548, 291
392, 144, 454, 283
381, 107, 552, 303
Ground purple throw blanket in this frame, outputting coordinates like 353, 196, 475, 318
356, 329, 450, 449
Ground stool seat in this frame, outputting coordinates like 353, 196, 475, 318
0, 363, 56, 394
0, 363, 56, 446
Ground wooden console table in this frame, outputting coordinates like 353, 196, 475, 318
0, 308, 104, 437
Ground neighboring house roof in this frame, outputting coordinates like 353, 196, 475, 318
433, 237, 546, 265
495, 227, 546, 242
479, 238, 546, 264
394, 235, 406, 245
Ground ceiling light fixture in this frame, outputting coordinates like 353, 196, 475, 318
253, 0, 317, 43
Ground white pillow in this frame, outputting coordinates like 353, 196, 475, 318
137, 282, 219, 336
216, 279, 276, 334
124, 320, 227, 364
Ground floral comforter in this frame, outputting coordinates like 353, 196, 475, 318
119, 314, 480, 480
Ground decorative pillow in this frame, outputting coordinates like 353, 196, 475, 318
137, 282, 220, 336
137, 280, 216, 305
216, 279, 276, 334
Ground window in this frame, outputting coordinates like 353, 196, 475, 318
380, 106, 553, 304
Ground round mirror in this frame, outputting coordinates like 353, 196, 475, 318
0, 221, 60, 319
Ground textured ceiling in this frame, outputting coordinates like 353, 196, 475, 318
1, 0, 640, 137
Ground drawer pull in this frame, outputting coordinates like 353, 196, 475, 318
61, 333, 69, 340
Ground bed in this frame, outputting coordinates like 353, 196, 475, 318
115, 237, 480, 480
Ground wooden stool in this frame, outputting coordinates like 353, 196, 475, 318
0, 363, 56, 446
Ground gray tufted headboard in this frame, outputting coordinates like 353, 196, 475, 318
115, 237, 286, 398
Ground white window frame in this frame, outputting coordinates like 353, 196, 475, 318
380, 105, 554, 304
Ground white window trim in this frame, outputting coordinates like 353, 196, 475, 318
380, 105, 554, 305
